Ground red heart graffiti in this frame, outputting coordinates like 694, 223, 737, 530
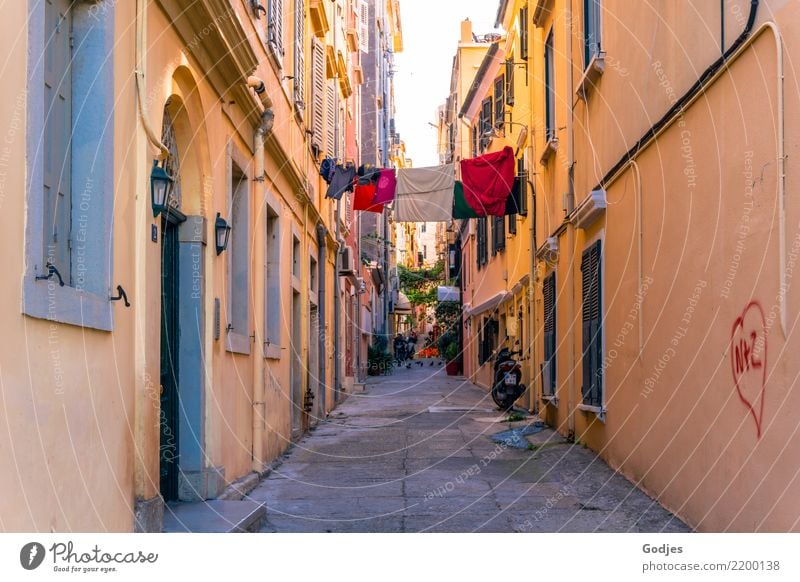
729, 301, 767, 438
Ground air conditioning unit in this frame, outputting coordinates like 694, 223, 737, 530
339, 247, 355, 275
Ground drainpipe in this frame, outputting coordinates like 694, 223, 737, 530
252, 106, 273, 473
565, 0, 576, 439
317, 222, 328, 414
528, 151, 538, 415
134, 0, 168, 158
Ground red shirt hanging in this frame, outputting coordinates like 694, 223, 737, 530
353, 180, 384, 213
460, 146, 515, 217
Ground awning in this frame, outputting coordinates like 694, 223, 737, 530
464, 291, 510, 318
437, 286, 460, 302
393, 292, 412, 314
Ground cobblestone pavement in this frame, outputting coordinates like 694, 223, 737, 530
249, 362, 690, 533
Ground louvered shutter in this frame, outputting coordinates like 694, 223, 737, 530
310, 37, 325, 152
581, 241, 602, 406
506, 59, 515, 106
325, 81, 335, 156
520, 6, 529, 61
44, 0, 72, 280
543, 273, 556, 396
294, 0, 305, 112
268, 0, 284, 59
358, 0, 369, 53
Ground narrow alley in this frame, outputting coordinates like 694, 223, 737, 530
249, 363, 689, 533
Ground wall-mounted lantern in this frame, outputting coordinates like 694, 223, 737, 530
214, 212, 232, 255
150, 160, 174, 217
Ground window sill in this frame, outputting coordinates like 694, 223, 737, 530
577, 403, 606, 422
540, 137, 558, 165
22, 277, 113, 331
264, 343, 282, 360
226, 331, 252, 355
576, 51, 605, 101
541, 394, 559, 407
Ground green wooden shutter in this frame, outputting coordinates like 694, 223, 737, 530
543, 273, 556, 396
581, 241, 602, 406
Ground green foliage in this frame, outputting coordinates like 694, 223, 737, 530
444, 342, 459, 362
397, 260, 445, 307
367, 344, 394, 376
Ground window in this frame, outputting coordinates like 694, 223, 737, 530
492, 215, 505, 254
583, 0, 602, 69
508, 212, 517, 236
309, 255, 318, 293
265, 205, 282, 355
479, 97, 493, 152
494, 76, 505, 130
479, 318, 499, 365
476, 217, 488, 269
420, 223, 426, 233
517, 158, 528, 216
545, 28, 556, 142
581, 240, 603, 407
505, 60, 515, 106
292, 235, 301, 277
543, 273, 557, 397
519, 5, 529, 61
310, 38, 325, 154
471, 126, 478, 158
423, 245, 427, 259
228, 160, 250, 354
358, 0, 369, 53
267, 0, 285, 64
294, 0, 305, 111
24, 0, 115, 330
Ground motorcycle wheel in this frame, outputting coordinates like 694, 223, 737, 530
491, 380, 514, 411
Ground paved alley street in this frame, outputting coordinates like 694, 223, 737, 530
249, 364, 690, 533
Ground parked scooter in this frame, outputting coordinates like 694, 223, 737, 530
491, 341, 526, 411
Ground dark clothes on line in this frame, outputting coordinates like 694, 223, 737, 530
326, 163, 356, 200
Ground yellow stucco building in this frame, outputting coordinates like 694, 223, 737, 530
447, 0, 800, 531
0, 0, 401, 532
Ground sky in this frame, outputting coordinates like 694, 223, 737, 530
393, 0, 499, 168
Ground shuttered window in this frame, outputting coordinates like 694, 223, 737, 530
583, 0, 602, 69
517, 158, 528, 216
519, 5, 529, 61
543, 273, 556, 396
492, 214, 505, 254
581, 240, 603, 407
229, 161, 250, 348
479, 318, 498, 365
294, 0, 305, 112
479, 98, 492, 152
494, 76, 504, 130
358, 0, 369, 53
505, 59, 515, 106
268, 0, 285, 64
545, 28, 556, 142
310, 37, 325, 153
325, 81, 336, 156
476, 217, 488, 269
44, 0, 73, 282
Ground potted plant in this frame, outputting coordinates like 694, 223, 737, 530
444, 342, 461, 376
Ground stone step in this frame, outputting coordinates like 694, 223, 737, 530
163, 499, 266, 533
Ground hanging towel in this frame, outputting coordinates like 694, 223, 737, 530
460, 146, 515, 216
453, 181, 479, 219
394, 164, 455, 222
374, 168, 397, 204
319, 157, 335, 184
326, 163, 356, 200
353, 181, 384, 213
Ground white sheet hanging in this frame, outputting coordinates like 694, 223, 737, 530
394, 164, 455, 222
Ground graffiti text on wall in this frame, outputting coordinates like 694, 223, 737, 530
730, 301, 767, 438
